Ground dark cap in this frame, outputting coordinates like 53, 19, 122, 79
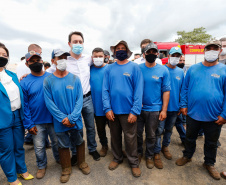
144, 43, 158, 53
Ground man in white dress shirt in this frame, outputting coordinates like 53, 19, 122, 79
66, 31, 100, 161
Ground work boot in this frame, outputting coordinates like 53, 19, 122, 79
89, 150, 100, 161
203, 164, 221, 180
99, 146, 108, 157
161, 146, 172, 160
175, 156, 191, 166
146, 158, 154, 169
154, 154, 163, 169
109, 161, 120, 170
77, 141, 90, 175
36, 168, 46, 179
131, 167, 141, 177
58, 148, 72, 183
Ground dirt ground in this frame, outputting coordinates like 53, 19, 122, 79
1, 125, 225, 185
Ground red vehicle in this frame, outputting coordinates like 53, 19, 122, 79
181, 45, 205, 66
154, 42, 180, 65
154, 42, 205, 66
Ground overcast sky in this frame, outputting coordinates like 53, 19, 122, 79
0, 0, 226, 63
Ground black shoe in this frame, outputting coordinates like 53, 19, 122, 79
89, 150, 100, 161
71, 155, 77, 166
182, 141, 185, 147
24, 141, 33, 145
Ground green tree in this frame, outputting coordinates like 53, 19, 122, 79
175, 27, 214, 45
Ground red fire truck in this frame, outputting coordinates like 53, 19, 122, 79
154, 42, 205, 66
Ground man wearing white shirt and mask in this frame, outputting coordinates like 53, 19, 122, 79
66, 31, 100, 161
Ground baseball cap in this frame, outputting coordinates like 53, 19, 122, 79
104, 50, 110, 56
205, 40, 222, 49
169, 47, 182, 55
144, 43, 158, 53
110, 40, 133, 59
25, 51, 41, 62
52, 49, 70, 59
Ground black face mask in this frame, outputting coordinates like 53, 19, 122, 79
104, 58, 109, 63
116, 50, 128, 61
28, 62, 43, 73
0, 57, 8, 67
145, 54, 157, 63
177, 63, 185, 68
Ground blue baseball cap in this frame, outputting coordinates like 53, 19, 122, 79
52, 49, 70, 59
25, 51, 41, 62
169, 47, 182, 55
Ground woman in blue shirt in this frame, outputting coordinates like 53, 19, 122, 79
0, 44, 34, 185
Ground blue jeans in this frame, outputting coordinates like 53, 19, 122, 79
56, 129, 83, 148
0, 110, 27, 182
154, 111, 178, 153
81, 95, 97, 152
183, 116, 222, 165
32, 124, 59, 169
175, 114, 186, 142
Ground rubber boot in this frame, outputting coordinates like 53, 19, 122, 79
76, 141, 91, 175
59, 148, 72, 183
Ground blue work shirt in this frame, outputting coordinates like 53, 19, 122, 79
20, 72, 52, 130
90, 64, 108, 116
102, 61, 143, 115
43, 73, 83, 132
140, 63, 171, 112
180, 62, 226, 121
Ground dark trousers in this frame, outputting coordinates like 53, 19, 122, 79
94, 115, 108, 147
109, 114, 138, 168
183, 116, 222, 166
137, 111, 160, 159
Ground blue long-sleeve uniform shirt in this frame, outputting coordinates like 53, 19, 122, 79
165, 65, 184, 112
140, 63, 171, 112
43, 73, 83, 132
180, 62, 226, 121
90, 64, 108, 116
20, 72, 52, 130
102, 61, 143, 115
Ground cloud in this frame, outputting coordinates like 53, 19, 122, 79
0, 0, 226, 63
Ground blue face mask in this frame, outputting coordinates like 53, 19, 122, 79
115, 50, 128, 61
72, 44, 83, 55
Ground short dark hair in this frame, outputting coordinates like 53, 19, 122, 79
0, 44, 9, 57
44, 62, 51, 67
92, 47, 104, 54
134, 53, 141, 56
68, 31, 84, 43
21, 56, 25, 61
0, 42, 5, 47
140, 39, 152, 48
28, 44, 42, 52
220, 37, 226, 42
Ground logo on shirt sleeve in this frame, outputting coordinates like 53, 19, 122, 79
123, 72, 131, 77
211, 74, 220, 78
152, 75, 159, 80
66, 85, 74, 90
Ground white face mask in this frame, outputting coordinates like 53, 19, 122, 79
220, 48, 226, 56
57, 59, 67, 71
169, 57, 180, 66
93, 57, 104, 67
204, 50, 220, 62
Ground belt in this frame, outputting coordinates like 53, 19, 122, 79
83, 91, 91, 98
